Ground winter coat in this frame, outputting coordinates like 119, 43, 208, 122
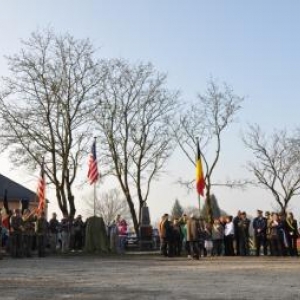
212, 224, 224, 240
186, 218, 200, 242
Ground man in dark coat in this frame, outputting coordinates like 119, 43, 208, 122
253, 210, 267, 256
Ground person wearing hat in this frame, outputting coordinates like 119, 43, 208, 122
237, 212, 250, 256
253, 210, 267, 256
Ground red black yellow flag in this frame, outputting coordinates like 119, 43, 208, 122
196, 142, 205, 196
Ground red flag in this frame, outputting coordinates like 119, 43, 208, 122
88, 140, 99, 184
196, 142, 205, 196
37, 159, 46, 212
1, 189, 10, 229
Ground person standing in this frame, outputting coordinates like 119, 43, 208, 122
35, 211, 49, 257
49, 212, 59, 254
270, 213, 282, 256
173, 219, 182, 256
253, 210, 267, 256
265, 211, 273, 255
237, 212, 250, 256
186, 214, 200, 260
180, 214, 189, 257
159, 214, 170, 257
286, 212, 298, 256
22, 209, 36, 258
224, 216, 235, 256
233, 211, 242, 256
73, 215, 85, 251
108, 220, 117, 253
117, 218, 128, 255
10, 209, 24, 258
212, 218, 224, 256
61, 214, 70, 254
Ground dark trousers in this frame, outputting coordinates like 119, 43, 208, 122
212, 239, 223, 256
224, 235, 235, 256
189, 241, 200, 259
160, 238, 168, 256
289, 236, 298, 256
255, 234, 267, 256
235, 235, 240, 256
239, 236, 249, 256
173, 238, 182, 256
23, 234, 33, 257
10, 232, 23, 258
37, 234, 46, 257
271, 236, 283, 256
74, 232, 83, 250
185, 241, 191, 256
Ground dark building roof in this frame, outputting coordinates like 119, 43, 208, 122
0, 174, 37, 202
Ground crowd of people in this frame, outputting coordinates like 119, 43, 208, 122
0, 209, 85, 259
1, 206, 299, 260
159, 210, 299, 259
0, 208, 129, 259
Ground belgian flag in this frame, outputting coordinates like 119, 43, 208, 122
196, 142, 205, 196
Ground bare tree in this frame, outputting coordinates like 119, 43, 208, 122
174, 79, 243, 222
0, 29, 103, 218
243, 124, 300, 212
84, 188, 131, 226
93, 59, 179, 234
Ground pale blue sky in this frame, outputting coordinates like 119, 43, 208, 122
0, 1, 300, 221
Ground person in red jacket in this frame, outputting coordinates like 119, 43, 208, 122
117, 218, 128, 254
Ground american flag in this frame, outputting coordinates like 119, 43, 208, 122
88, 140, 99, 184
37, 159, 46, 212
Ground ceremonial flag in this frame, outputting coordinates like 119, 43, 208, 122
37, 159, 46, 212
1, 189, 10, 229
196, 142, 205, 196
3, 189, 9, 213
88, 140, 99, 184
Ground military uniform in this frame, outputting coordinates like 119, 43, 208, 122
22, 212, 36, 257
35, 214, 49, 257
49, 215, 59, 253
10, 211, 24, 258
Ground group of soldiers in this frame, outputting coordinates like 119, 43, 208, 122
0, 208, 85, 258
159, 209, 299, 259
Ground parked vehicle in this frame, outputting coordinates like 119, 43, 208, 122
126, 232, 139, 249
152, 228, 160, 249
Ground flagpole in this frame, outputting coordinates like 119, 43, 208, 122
93, 137, 97, 217
94, 184, 96, 217
198, 193, 201, 217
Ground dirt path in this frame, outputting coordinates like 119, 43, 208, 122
1, 255, 300, 300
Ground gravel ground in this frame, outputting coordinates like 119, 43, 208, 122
1, 254, 300, 300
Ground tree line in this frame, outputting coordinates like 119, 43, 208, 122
0, 29, 299, 233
